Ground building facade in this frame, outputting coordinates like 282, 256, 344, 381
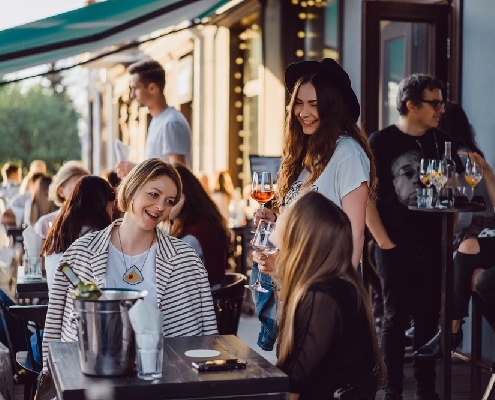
83, 0, 495, 195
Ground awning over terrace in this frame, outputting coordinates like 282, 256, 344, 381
0, 0, 238, 77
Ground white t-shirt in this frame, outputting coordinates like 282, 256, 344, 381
44, 252, 63, 294
9, 192, 30, 226
106, 241, 158, 308
35, 209, 61, 239
43, 226, 94, 294
0, 181, 20, 205
284, 136, 370, 208
144, 107, 191, 167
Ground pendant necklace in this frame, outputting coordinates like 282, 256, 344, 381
118, 227, 154, 285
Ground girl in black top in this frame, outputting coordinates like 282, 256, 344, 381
269, 191, 385, 399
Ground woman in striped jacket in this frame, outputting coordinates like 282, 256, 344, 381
41, 158, 218, 372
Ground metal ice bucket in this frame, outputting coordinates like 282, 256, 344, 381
73, 288, 148, 376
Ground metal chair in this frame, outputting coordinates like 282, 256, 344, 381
2, 304, 47, 400
211, 272, 247, 335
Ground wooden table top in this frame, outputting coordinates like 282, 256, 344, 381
408, 204, 486, 213
48, 334, 288, 400
15, 267, 48, 301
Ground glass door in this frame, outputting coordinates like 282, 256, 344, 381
380, 21, 432, 128
362, 2, 450, 133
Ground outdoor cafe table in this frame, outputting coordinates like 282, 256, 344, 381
48, 334, 289, 400
15, 266, 48, 304
408, 203, 484, 400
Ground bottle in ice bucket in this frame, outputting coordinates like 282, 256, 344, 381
58, 263, 102, 300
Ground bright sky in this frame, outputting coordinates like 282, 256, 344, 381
0, 0, 86, 31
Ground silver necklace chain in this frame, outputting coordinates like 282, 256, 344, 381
415, 130, 440, 159
117, 227, 155, 274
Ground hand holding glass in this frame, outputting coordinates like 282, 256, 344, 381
246, 220, 278, 293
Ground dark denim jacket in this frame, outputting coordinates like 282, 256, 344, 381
250, 263, 278, 351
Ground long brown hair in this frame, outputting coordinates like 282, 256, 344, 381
29, 175, 58, 226
213, 170, 234, 200
276, 73, 376, 206
42, 176, 115, 255
170, 164, 232, 259
275, 191, 385, 382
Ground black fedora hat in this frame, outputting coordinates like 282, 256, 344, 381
284, 58, 360, 122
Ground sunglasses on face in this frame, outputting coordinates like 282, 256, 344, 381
419, 99, 445, 111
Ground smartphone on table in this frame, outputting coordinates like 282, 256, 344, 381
192, 359, 247, 372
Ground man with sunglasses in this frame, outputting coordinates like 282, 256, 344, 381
366, 74, 463, 400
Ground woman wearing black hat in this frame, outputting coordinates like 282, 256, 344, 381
249, 58, 376, 356
253, 58, 375, 269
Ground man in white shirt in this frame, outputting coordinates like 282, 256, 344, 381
0, 163, 21, 206
116, 59, 191, 178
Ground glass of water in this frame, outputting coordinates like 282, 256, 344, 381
416, 188, 433, 208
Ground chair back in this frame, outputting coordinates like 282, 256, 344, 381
9, 305, 48, 374
0, 298, 18, 373
211, 273, 247, 335
7, 304, 47, 400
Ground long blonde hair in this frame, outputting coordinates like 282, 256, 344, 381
275, 192, 385, 382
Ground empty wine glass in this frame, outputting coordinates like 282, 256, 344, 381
245, 220, 278, 293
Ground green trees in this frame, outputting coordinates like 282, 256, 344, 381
0, 83, 81, 175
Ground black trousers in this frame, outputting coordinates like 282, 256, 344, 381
375, 242, 441, 396
453, 237, 495, 331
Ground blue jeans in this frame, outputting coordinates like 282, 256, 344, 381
250, 263, 277, 351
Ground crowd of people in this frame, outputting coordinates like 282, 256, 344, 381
1, 55, 494, 400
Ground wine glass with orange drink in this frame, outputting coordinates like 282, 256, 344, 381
419, 158, 434, 188
429, 160, 448, 207
465, 158, 483, 200
251, 171, 275, 212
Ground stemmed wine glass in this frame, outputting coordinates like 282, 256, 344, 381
430, 159, 448, 207
251, 172, 274, 211
419, 158, 434, 188
465, 158, 483, 200
245, 220, 278, 293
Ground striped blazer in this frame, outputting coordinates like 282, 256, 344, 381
42, 219, 218, 371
